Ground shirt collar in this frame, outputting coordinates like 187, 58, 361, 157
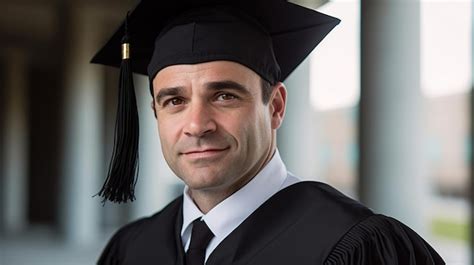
181, 149, 288, 243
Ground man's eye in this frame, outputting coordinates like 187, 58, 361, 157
216, 93, 237, 101
164, 98, 184, 106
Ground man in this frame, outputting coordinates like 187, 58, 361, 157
92, 1, 445, 264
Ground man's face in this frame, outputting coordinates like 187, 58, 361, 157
152, 61, 285, 197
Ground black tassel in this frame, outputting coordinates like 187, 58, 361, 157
97, 14, 139, 203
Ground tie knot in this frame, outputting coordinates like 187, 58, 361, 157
189, 219, 214, 250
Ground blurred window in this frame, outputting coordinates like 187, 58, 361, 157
421, 0, 471, 263
311, 0, 360, 197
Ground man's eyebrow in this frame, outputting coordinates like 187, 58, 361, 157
205, 80, 251, 94
155, 86, 184, 104
155, 81, 250, 103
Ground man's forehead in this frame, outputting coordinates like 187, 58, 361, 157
152, 60, 262, 89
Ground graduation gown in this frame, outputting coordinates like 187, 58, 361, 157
98, 181, 445, 265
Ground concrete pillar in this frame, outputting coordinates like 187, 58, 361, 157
360, 0, 428, 234
130, 76, 180, 219
1, 48, 29, 234
278, 58, 319, 180
59, 7, 103, 244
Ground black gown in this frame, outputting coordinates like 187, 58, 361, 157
98, 181, 445, 265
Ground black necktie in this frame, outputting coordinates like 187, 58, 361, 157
185, 219, 214, 265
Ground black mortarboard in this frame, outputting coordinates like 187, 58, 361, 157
91, 0, 340, 203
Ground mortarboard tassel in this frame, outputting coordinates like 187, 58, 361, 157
97, 14, 139, 203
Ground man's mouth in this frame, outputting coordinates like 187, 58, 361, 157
181, 147, 230, 159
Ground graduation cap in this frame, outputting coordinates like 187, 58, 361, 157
91, 0, 340, 203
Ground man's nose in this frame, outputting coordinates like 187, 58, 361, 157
183, 102, 217, 137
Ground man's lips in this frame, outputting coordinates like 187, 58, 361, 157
182, 147, 229, 155
181, 147, 230, 158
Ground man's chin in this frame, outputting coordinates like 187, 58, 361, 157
185, 178, 223, 190
181, 170, 225, 189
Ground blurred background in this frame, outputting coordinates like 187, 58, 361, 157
0, 0, 471, 264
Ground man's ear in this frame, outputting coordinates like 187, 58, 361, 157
269, 82, 287, 129
151, 100, 157, 119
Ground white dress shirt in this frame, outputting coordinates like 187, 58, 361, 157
181, 149, 300, 262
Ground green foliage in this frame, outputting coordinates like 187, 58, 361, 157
431, 218, 469, 243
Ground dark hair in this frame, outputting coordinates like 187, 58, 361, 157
261, 79, 275, 104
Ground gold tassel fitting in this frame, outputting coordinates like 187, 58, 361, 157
122, 43, 130, 60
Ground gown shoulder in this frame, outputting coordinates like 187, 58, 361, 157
97, 196, 183, 265
324, 214, 445, 265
